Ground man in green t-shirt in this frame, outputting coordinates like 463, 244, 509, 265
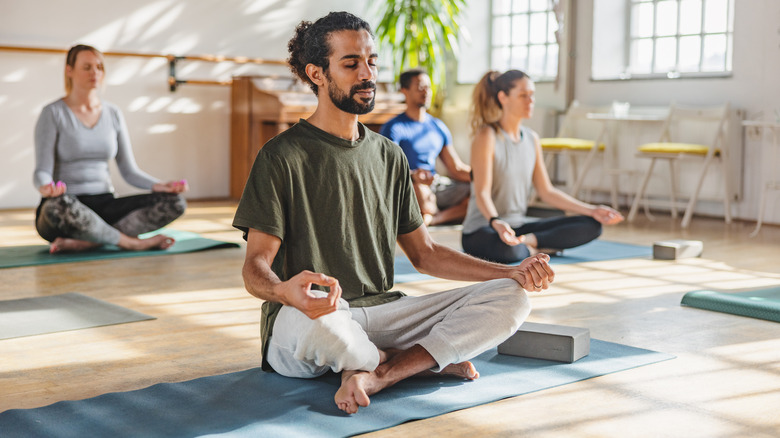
232, 11, 554, 415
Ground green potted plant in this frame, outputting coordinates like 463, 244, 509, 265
374, 0, 468, 109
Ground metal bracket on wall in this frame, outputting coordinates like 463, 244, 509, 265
167, 55, 185, 92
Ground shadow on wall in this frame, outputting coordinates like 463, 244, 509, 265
1, 0, 371, 209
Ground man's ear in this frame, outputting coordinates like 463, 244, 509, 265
306, 64, 325, 88
399, 87, 410, 102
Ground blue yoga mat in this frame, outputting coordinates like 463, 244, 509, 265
395, 240, 652, 284
0, 229, 240, 269
681, 286, 780, 323
0, 340, 673, 438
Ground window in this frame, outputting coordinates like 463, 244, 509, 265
592, 0, 734, 80
491, 0, 559, 80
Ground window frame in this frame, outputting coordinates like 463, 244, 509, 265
489, 0, 560, 82
621, 0, 735, 80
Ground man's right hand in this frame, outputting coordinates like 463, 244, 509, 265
410, 169, 434, 186
276, 270, 343, 319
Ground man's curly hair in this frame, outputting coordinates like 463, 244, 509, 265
287, 11, 373, 95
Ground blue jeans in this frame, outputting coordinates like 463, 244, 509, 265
461, 215, 602, 264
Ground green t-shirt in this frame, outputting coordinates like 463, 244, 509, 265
233, 119, 423, 370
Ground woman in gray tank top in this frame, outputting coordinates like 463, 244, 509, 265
33, 45, 188, 253
461, 70, 623, 264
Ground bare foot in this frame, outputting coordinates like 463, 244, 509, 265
49, 238, 100, 254
335, 370, 372, 414
441, 361, 480, 380
418, 360, 480, 380
120, 234, 175, 251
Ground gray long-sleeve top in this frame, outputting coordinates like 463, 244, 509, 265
33, 99, 159, 196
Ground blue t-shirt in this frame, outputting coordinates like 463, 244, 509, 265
380, 113, 453, 174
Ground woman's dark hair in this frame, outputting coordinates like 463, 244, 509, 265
469, 70, 529, 135
287, 11, 373, 95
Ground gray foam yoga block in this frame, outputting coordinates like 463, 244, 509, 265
497, 322, 590, 363
653, 239, 703, 260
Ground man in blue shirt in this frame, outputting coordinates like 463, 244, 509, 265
381, 69, 471, 226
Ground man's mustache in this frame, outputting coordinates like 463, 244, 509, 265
351, 82, 376, 93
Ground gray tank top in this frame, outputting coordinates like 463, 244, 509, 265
462, 125, 537, 234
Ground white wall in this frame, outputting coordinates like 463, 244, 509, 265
576, 0, 780, 223
3, 0, 779, 225
0, 0, 368, 209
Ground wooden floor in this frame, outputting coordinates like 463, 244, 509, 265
1, 201, 779, 437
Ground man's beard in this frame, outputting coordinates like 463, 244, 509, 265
327, 79, 376, 115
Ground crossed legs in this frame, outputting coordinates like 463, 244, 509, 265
462, 215, 602, 264
36, 193, 186, 253
266, 278, 530, 413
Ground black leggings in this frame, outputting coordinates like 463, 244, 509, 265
35, 192, 187, 245
461, 215, 602, 264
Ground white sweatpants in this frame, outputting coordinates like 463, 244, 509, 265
265, 278, 531, 378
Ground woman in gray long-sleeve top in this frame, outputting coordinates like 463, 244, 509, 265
33, 44, 188, 253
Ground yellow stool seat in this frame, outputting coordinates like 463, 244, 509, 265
639, 142, 720, 156
541, 137, 605, 151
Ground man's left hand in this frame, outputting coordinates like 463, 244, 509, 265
511, 253, 555, 292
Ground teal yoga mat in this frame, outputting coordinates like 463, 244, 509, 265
0, 339, 673, 438
0, 229, 240, 269
681, 287, 780, 323
0, 292, 155, 340
395, 239, 652, 284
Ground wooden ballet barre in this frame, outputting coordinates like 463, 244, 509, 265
0, 45, 286, 65
0, 44, 288, 91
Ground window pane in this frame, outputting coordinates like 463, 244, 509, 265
631, 3, 654, 38
548, 11, 558, 42
491, 0, 558, 81
704, 0, 727, 33
678, 35, 701, 72
512, 0, 529, 13
679, 0, 702, 34
701, 33, 726, 71
529, 12, 547, 44
512, 14, 529, 45
630, 39, 653, 74
529, 0, 548, 12
655, 1, 678, 36
545, 44, 559, 77
492, 47, 511, 71
493, 0, 511, 15
493, 16, 511, 46
654, 37, 677, 73
528, 45, 546, 77
511, 45, 529, 70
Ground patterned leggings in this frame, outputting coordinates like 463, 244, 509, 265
35, 192, 187, 245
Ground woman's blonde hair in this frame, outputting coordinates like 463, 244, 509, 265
64, 44, 104, 95
469, 69, 529, 135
